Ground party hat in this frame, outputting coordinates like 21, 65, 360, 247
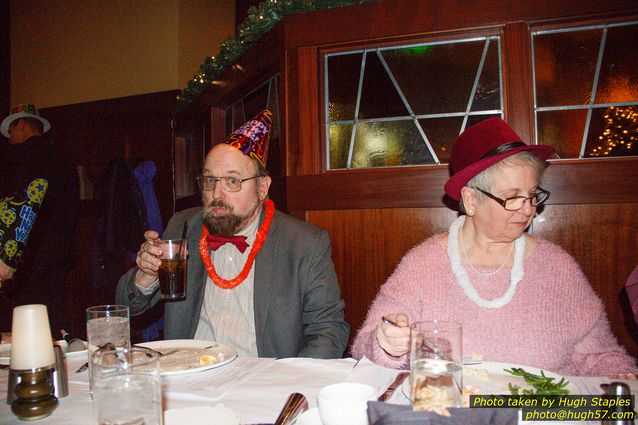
1, 104, 51, 138
224, 110, 272, 166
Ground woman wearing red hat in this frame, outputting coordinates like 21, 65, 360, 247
352, 118, 637, 377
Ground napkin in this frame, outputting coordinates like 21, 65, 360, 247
366, 402, 518, 425
164, 404, 240, 425
347, 357, 403, 395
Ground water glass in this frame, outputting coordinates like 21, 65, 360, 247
92, 347, 162, 425
409, 320, 462, 410
156, 239, 187, 300
86, 305, 130, 393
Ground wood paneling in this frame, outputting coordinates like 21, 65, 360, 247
533, 204, 638, 356
307, 208, 457, 350
286, 159, 638, 211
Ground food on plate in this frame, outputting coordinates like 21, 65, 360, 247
463, 366, 490, 381
199, 354, 218, 366
157, 347, 227, 372
505, 367, 570, 395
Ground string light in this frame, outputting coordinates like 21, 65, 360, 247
589, 106, 637, 157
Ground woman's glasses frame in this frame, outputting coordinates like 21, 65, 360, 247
475, 187, 550, 211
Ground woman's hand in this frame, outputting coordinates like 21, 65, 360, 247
376, 312, 410, 357
134, 230, 163, 287
609, 372, 637, 380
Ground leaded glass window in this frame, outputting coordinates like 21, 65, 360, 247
532, 21, 638, 159
325, 36, 502, 170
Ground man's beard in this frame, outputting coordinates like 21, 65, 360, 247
202, 196, 261, 237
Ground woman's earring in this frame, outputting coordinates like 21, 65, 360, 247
467, 209, 474, 216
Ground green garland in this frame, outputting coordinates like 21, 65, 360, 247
175, 0, 381, 114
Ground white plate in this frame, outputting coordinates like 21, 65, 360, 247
401, 361, 573, 402
296, 407, 323, 425
137, 339, 237, 376
0, 341, 87, 365
0, 343, 10, 365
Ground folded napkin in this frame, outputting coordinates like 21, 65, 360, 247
164, 404, 240, 425
367, 402, 518, 425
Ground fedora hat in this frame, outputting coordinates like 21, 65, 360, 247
444, 117, 554, 201
1, 104, 51, 138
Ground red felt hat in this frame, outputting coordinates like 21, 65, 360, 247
444, 118, 555, 201
224, 110, 272, 166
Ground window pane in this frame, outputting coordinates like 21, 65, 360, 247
471, 42, 501, 111
328, 124, 353, 169
225, 107, 233, 135
537, 109, 588, 158
382, 41, 487, 115
243, 82, 270, 119
327, 53, 362, 121
351, 120, 433, 168
267, 79, 280, 141
325, 36, 502, 169
534, 29, 601, 106
595, 25, 638, 104
584, 106, 638, 158
417, 117, 463, 164
233, 103, 244, 129
358, 51, 410, 120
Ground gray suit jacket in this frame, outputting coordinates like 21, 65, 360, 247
116, 207, 350, 359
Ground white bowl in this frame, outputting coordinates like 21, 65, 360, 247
318, 382, 376, 425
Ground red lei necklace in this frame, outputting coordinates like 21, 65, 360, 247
199, 199, 274, 289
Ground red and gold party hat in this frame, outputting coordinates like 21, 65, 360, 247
224, 110, 272, 166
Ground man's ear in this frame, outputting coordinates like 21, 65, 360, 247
258, 175, 272, 201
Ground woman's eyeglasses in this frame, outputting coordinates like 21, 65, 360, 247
476, 187, 550, 211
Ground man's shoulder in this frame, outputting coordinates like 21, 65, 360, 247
170, 207, 202, 223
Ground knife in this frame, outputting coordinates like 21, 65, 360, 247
378, 371, 409, 402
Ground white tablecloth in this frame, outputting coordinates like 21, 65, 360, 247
1, 354, 636, 424
0, 354, 400, 424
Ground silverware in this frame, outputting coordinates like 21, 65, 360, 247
381, 316, 401, 327
378, 371, 409, 402
75, 342, 115, 373
273, 392, 308, 425
76, 362, 89, 373
133, 345, 179, 357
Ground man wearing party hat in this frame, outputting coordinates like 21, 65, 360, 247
117, 110, 349, 358
0, 105, 80, 334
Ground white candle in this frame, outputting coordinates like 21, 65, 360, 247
10, 304, 55, 370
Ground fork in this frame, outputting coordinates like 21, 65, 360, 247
133, 345, 179, 357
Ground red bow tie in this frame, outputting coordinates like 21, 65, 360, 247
206, 234, 249, 253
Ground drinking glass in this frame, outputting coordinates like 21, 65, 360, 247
156, 239, 187, 300
92, 347, 162, 425
409, 320, 462, 410
86, 305, 130, 394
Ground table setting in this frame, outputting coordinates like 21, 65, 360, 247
1, 309, 636, 424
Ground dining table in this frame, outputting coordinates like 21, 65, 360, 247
1, 347, 636, 425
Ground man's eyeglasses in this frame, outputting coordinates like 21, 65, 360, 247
476, 187, 550, 211
196, 175, 260, 193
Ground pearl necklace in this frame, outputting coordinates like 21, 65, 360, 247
447, 216, 525, 309
460, 226, 514, 276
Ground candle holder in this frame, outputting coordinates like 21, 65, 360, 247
6, 304, 59, 419
10, 368, 58, 420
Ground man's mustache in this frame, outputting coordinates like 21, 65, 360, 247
206, 199, 231, 210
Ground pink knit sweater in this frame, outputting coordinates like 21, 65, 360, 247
351, 235, 637, 376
